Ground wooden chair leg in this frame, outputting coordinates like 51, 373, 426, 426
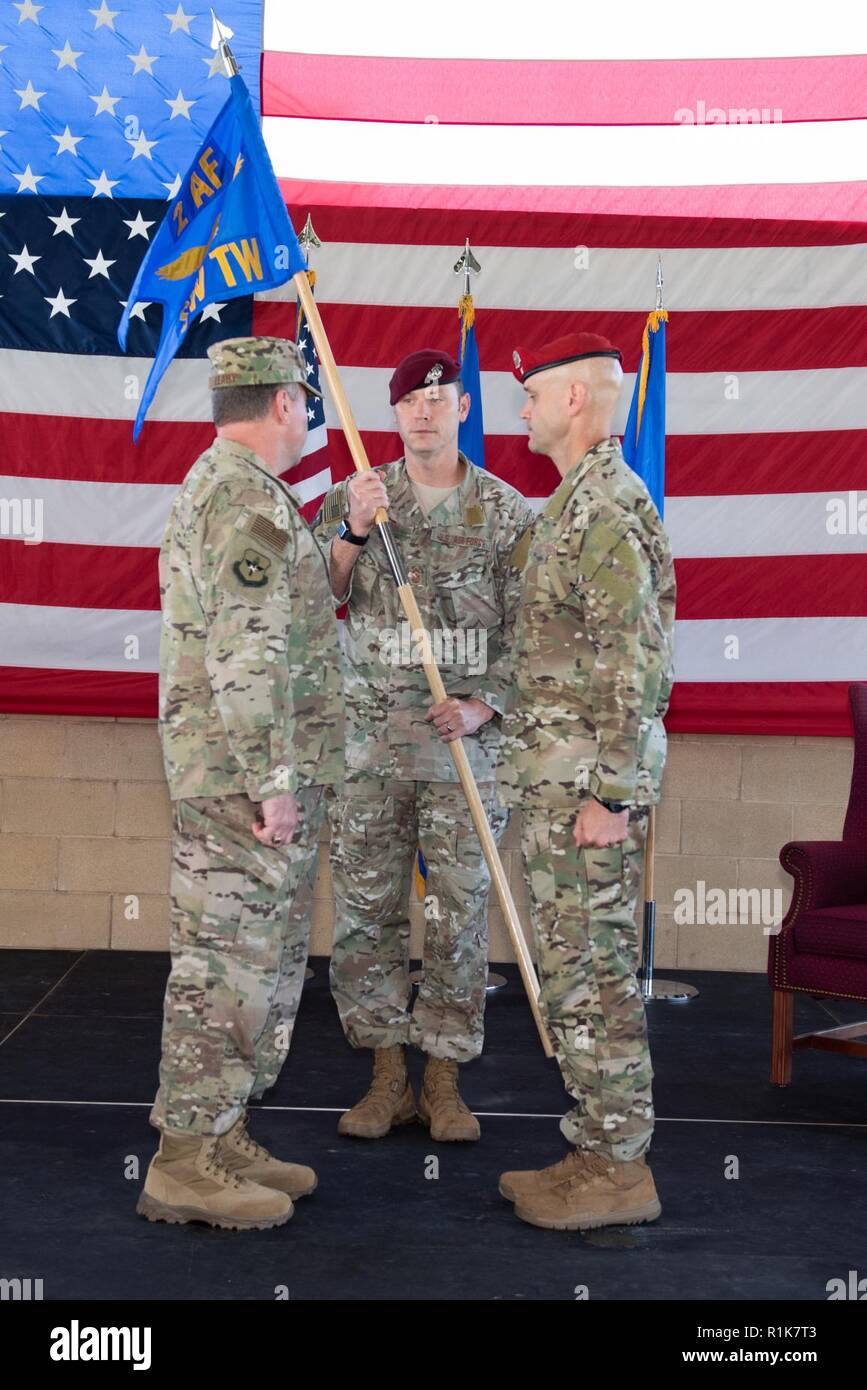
771, 989, 794, 1086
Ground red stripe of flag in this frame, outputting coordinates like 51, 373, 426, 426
254, 301, 867, 373
1, 542, 160, 609
7, 417, 867, 499
281, 180, 867, 227
0, 666, 854, 735
0, 667, 158, 719
675, 555, 867, 619
264, 52, 866, 126
10, 542, 867, 620
668, 681, 855, 736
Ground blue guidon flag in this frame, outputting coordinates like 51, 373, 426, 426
622, 307, 668, 518
119, 64, 306, 439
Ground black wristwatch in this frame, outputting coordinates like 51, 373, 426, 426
594, 795, 630, 814
337, 518, 369, 546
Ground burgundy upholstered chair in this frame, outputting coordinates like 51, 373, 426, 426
769, 682, 867, 1084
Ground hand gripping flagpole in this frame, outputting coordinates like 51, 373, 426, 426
638, 257, 696, 1005
210, 21, 553, 1058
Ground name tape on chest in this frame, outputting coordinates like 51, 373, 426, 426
432, 531, 488, 550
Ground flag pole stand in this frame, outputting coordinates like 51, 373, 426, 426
639, 807, 697, 1003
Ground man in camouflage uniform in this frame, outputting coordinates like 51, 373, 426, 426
313, 349, 534, 1141
497, 332, 675, 1230
138, 337, 344, 1231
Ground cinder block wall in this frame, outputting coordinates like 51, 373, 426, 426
0, 716, 853, 971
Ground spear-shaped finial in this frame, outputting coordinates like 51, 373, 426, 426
210, 9, 238, 76
298, 214, 322, 265
655, 254, 664, 312
453, 238, 482, 298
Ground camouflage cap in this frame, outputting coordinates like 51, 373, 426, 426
207, 336, 322, 398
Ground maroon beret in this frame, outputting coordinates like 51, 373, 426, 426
389, 349, 462, 406
512, 332, 622, 383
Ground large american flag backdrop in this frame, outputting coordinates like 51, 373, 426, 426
1, 2, 865, 734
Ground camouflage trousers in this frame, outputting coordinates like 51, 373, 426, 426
520, 806, 654, 1163
328, 776, 509, 1061
150, 787, 324, 1136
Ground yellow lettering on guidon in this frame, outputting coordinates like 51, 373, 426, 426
189, 171, 214, 209
229, 239, 263, 282
198, 147, 223, 189
178, 267, 206, 330
208, 242, 236, 287
208, 238, 263, 289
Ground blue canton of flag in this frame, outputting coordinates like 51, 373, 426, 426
0, 1, 262, 199
622, 309, 668, 517
0, 3, 265, 433
119, 68, 306, 439
457, 293, 485, 468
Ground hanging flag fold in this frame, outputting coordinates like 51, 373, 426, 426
622, 308, 669, 516
118, 70, 306, 441
457, 293, 486, 469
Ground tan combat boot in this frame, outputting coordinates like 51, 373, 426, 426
417, 1056, 480, 1142
337, 1045, 417, 1139
499, 1150, 587, 1203
136, 1130, 294, 1230
218, 1112, 317, 1198
514, 1152, 661, 1231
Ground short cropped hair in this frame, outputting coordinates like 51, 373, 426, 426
211, 381, 301, 427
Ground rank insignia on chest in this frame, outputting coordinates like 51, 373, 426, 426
233, 549, 271, 587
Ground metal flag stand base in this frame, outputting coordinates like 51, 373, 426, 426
639, 807, 698, 1003
639, 899, 697, 1001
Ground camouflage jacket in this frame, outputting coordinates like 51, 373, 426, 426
497, 437, 676, 810
159, 438, 345, 801
312, 454, 535, 781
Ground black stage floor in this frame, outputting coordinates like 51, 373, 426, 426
1, 950, 865, 1302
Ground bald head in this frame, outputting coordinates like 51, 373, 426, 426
520, 354, 623, 474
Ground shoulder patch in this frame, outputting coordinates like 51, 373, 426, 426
320, 482, 348, 526
242, 511, 289, 556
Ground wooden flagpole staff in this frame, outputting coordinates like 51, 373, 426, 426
293, 272, 553, 1059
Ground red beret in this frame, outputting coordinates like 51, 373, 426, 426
389, 349, 462, 406
512, 332, 622, 383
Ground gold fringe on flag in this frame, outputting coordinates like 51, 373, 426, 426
635, 308, 668, 439
458, 292, 475, 360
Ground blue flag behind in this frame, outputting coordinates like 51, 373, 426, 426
457, 295, 485, 468
118, 71, 306, 440
622, 310, 668, 517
